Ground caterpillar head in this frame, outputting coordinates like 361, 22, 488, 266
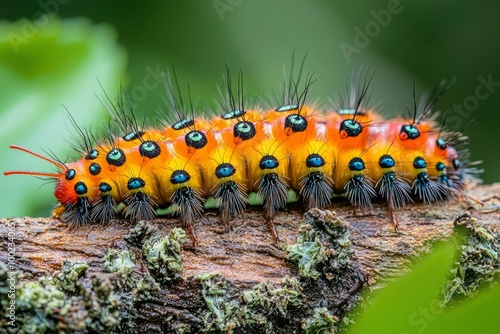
4, 145, 90, 207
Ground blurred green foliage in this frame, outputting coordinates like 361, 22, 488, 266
0, 17, 126, 218
1, 0, 499, 218
344, 238, 500, 334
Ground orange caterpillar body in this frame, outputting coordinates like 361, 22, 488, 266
4, 66, 476, 243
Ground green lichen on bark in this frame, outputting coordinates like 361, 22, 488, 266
193, 273, 239, 333
239, 276, 303, 333
49, 260, 88, 293
105, 249, 136, 277
301, 307, 338, 334
441, 212, 500, 306
104, 248, 159, 302
142, 227, 186, 284
0, 261, 124, 334
193, 273, 304, 333
125, 221, 186, 284
286, 209, 354, 280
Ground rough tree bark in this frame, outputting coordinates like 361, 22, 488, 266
0, 183, 499, 333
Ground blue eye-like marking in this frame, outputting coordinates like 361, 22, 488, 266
86, 149, 99, 160
127, 177, 145, 190
234, 121, 256, 141
170, 170, 191, 185
89, 163, 101, 176
74, 181, 87, 195
106, 148, 126, 167
215, 163, 236, 178
436, 162, 446, 171
340, 119, 363, 137
413, 157, 427, 169
379, 154, 395, 168
99, 182, 112, 193
259, 155, 279, 170
185, 130, 207, 149
285, 114, 308, 133
348, 157, 365, 171
66, 169, 76, 180
436, 138, 447, 150
139, 141, 161, 159
400, 124, 420, 140
306, 153, 325, 168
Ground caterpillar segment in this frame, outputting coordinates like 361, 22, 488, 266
203, 130, 248, 232
290, 138, 335, 211
155, 140, 205, 244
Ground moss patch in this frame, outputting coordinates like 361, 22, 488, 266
287, 209, 354, 280
0, 261, 124, 333
441, 212, 500, 306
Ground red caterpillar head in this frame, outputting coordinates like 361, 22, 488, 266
4, 145, 94, 226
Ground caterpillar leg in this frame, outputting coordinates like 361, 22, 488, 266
52, 204, 66, 219
386, 201, 399, 232
215, 181, 248, 233
62, 197, 92, 230
171, 186, 205, 246
91, 195, 117, 224
123, 191, 157, 222
264, 210, 279, 243
298, 171, 333, 211
259, 173, 288, 242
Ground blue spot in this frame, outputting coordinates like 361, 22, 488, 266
379, 155, 395, 168
436, 162, 446, 171
413, 157, 427, 169
259, 155, 279, 170
127, 178, 145, 190
106, 148, 126, 167
172, 119, 194, 130
86, 149, 99, 160
306, 154, 325, 168
234, 121, 256, 141
400, 125, 420, 139
215, 163, 236, 178
348, 158, 365, 171
338, 109, 357, 115
436, 138, 447, 150
439, 175, 450, 186
89, 163, 101, 176
170, 170, 190, 185
222, 110, 245, 120
74, 182, 87, 195
99, 182, 112, 193
123, 130, 144, 141
66, 169, 76, 180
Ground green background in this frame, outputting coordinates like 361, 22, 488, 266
1, 0, 499, 218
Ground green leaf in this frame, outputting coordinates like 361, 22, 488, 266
346, 241, 455, 334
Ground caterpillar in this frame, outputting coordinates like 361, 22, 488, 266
4, 60, 479, 244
